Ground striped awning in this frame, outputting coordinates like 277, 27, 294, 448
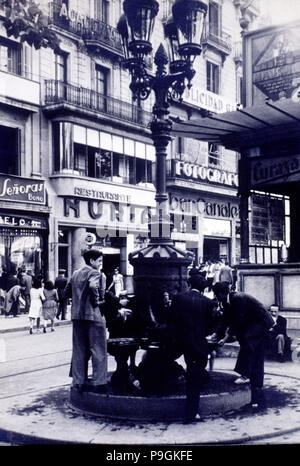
171, 98, 300, 150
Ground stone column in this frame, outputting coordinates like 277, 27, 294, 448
72, 228, 86, 271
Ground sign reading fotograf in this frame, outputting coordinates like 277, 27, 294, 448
0, 175, 45, 205
175, 160, 239, 187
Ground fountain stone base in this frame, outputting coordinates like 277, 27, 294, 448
69, 371, 250, 422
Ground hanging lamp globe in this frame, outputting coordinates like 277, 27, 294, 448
172, 0, 208, 62
123, 0, 159, 60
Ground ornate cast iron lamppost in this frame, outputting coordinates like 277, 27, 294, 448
117, 0, 208, 341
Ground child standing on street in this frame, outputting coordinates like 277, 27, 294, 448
28, 278, 45, 334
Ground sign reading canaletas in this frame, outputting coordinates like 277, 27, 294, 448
0, 175, 45, 205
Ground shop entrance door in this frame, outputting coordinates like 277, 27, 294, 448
203, 238, 229, 263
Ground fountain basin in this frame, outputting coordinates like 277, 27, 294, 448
69, 371, 250, 422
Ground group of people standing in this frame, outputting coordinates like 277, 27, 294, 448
0, 264, 69, 334
197, 259, 236, 292
49, 249, 287, 425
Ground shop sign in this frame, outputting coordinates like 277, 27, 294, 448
250, 155, 300, 186
0, 215, 47, 229
170, 194, 239, 219
74, 187, 131, 204
175, 161, 238, 187
0, 175, 45, 205
244, 21, 300, 104
184, 87, 237, 113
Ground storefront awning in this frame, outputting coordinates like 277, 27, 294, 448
171, 98, 300, 150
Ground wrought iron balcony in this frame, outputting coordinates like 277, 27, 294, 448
202, 22, 232, 59
48, 2, 123, 57
82, 18, 123, 57
43, 80, 152, 128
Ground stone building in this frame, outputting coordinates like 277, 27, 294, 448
0, 0, 260, 291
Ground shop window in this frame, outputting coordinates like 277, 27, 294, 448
0, 231, 43, 278
206, 61, 220, 94
0, 125, 19, 175
57, 227, 70, 274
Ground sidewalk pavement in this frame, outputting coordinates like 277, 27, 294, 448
0, 312, 72, 334
0, 313, 300, 445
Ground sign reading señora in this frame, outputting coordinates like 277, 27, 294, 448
0, 175, 45, 205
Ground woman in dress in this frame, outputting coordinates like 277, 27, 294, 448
108, 267, 124, 297
28, 278, 45, 334
42, 280, 59, 333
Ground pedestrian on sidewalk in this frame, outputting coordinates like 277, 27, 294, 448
28, 278, 45, 334
54, 269, 68, 320
213, 282, 275, 412
108, 267, 124, 298
65, 249, 108, 394
18, 265, 33, 314
4, 284, 26, 317
42, 280, 59, 333
6, 265, 19, 292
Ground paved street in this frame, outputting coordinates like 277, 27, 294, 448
0, 318, 300, 446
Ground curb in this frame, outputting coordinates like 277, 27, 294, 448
0, 415, 299, 446
0, 319, 72, 334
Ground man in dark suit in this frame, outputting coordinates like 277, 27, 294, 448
55, 269, 68, 320
167, 274, 215, 424
213, 282, 275, 411
268, 305, 290, 362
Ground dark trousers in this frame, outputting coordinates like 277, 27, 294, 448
57, 299, 67, 319
24, 294, 30, 314
72, 319, 107, 387
184, 352, 208, 420
235, 338, 266, 404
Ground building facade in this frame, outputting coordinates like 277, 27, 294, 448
0, 0, 260, 290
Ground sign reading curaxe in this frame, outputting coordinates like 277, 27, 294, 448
0, 175, 45, 204
250, 155, 300, 186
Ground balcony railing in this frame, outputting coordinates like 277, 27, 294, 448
44, 80, 152, 128
48, 2, 123, 56
202, 22, 232, 56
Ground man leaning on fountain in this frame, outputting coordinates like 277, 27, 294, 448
65, 249, 108, 394
167, 274, 215, 424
